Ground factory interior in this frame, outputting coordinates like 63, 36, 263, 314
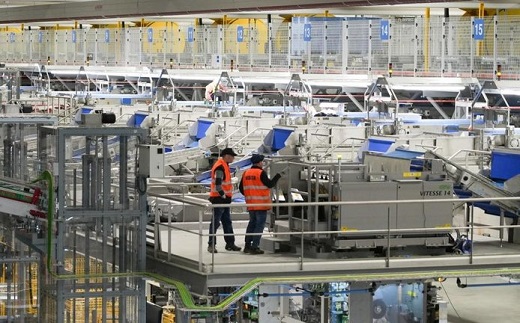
1, 0, 520, 322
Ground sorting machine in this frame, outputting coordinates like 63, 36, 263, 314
269, 151, 455, 255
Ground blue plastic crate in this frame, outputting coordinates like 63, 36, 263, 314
490, 150, 520, 181
120, 98, 132, 105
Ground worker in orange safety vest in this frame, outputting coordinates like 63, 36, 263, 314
208, 147, 241, 253
239, 154, 282, 255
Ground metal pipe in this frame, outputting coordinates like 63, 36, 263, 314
160, 222, 520, 239
149, 191, 520, 209
456, 276, 520, 288
386, 207, 390, 268
470, 203, 474, 265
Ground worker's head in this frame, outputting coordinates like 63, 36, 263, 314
220, 147, 237, 163
250, 154, 265, 166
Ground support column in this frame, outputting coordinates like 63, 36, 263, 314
424, 8, 430, 74
342, 20, 349, 74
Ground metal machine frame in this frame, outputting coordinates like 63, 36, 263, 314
37, 125, 148, 323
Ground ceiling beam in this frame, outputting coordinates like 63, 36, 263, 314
0, 0, 471, 24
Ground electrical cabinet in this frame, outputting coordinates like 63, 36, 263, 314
139, 145, 164, 178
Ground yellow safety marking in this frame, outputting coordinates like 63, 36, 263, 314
403, 172, 422, 178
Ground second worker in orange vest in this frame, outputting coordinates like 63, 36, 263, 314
239, 154, 282, 255
208, 148, 241, 253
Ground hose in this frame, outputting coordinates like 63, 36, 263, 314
32, 170, 54, 274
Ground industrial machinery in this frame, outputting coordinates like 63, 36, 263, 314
268, 151, 455, 256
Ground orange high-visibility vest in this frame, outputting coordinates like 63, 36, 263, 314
242, 168, 271, 211
210, 158, 233, 198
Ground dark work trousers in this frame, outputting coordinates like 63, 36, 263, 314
244, 210, 268, 249
208, 206, 235, 247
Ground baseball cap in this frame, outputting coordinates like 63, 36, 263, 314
220, 147, 238, 157
250, 154, 265, 164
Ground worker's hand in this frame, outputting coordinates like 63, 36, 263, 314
218, 190, 226, 198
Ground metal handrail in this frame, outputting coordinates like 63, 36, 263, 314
149, 192, 520, 272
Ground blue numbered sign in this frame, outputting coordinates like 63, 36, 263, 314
72, 30, 77, 43
38, 31, 43, 43
187, 27, 194, 43
303, 23, 311, 42
104, 29, 110, 43
147, 28, 153, 43
237, 26, 244, 43
9, 33, 15, 43
380, 20, 390, 41
473, 18, 484, 40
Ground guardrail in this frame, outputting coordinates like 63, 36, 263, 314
148, 192, 520, 273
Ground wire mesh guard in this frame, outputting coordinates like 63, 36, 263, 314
0, 16, 518, 78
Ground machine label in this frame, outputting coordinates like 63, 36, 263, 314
403, 172, 422, 178
420, 190, 452, 196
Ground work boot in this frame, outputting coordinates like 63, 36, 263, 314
207, 246, 218, 253
225, 244, 241, 251
243, 246, 252, 254
249, 248, 264, 255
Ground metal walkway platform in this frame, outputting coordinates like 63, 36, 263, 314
146, 220, 520, 295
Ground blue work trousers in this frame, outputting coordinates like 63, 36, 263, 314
245, 210, 267, 249
208, 206, 235, 247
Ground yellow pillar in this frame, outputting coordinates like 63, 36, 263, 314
424, 8, 430, 73
325, 10, 329, 18
478, 2, 485, 56
21, 24, 24, 31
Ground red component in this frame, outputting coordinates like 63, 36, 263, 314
29, 209, 47, 219
31, 188, 41, 205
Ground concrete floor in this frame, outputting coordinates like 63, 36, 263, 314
438, 276, 520, 323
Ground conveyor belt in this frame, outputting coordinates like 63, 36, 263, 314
428, 150, 520, 216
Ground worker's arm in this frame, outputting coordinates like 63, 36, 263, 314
260, 171, 281, 188
214, 168, 225, 197
239, 177, 244, 195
